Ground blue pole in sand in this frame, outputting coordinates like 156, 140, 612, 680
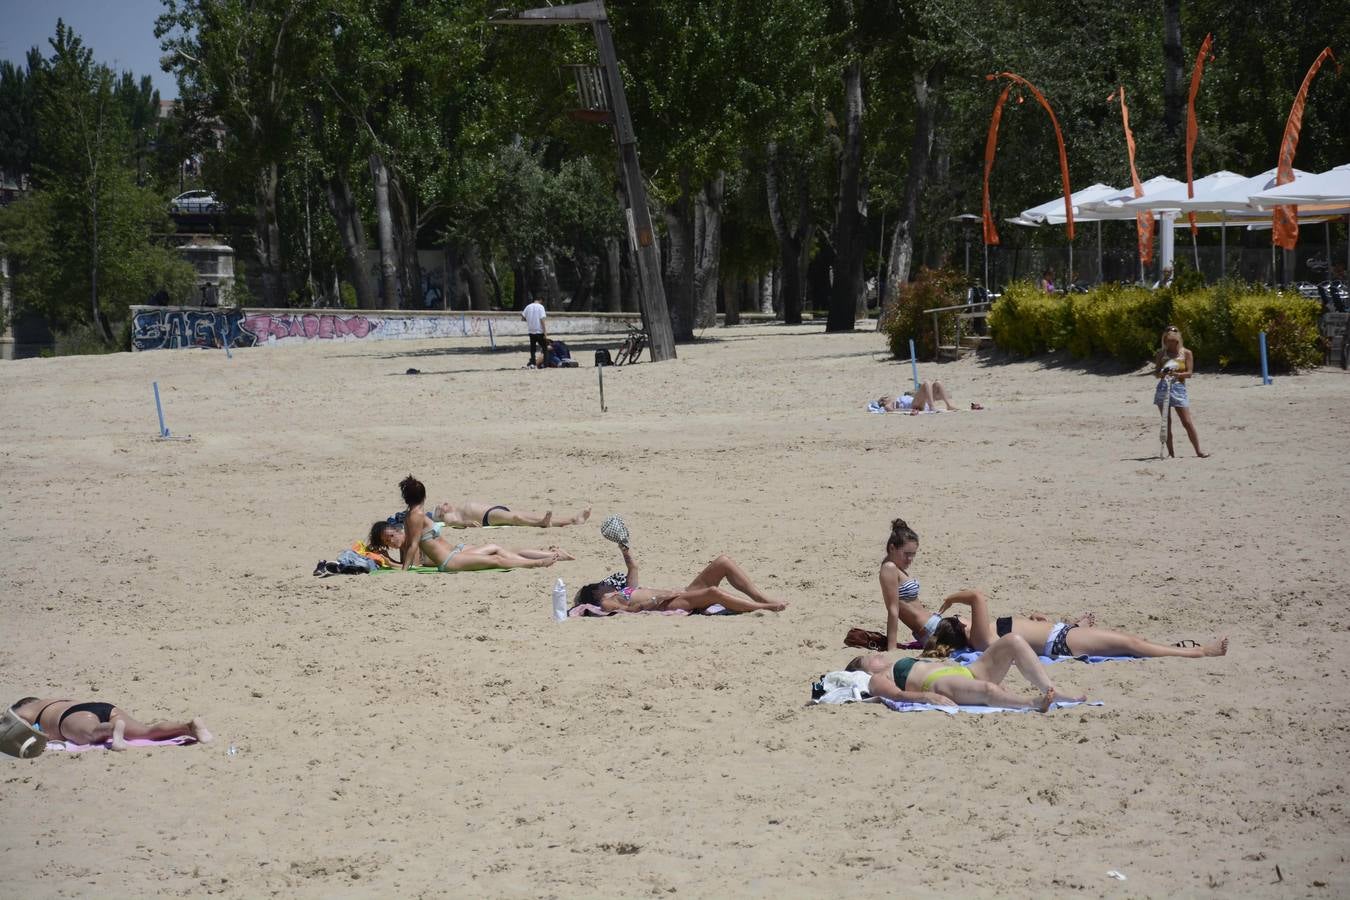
908, 339, 919, 392
152, 381, 169, 437
1259, 331, 1272, 385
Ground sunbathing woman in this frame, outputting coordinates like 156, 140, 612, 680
848, 633, 1085, 711
388, 476, 574, 572
878, 380, 977, 414
427, 498, 592, 529
572, 544, 788, 613
879, 517, 1227, 658
10, 697, 211, 751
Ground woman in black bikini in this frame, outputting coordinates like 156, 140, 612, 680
426, 498, 592, 529
571, 544, 788, 613
10, 697, 211, 751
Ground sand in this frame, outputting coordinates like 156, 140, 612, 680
1, 325, 1347, 897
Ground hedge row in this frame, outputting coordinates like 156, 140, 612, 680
986, 281, 1322, 370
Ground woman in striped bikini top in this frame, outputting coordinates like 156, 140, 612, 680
879, 517, 957, 651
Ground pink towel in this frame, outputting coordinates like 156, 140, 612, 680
47, 736, 199, 753
568, 603, 691, 618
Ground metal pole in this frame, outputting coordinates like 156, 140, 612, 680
1259, 331, 1272, 385
1220, 214, 1226, 281
1096, 220, 1103, 284
909, 338, 919, 392
593, 16, 675, 362
983, 243, 989, 292
964, 229, 971, 280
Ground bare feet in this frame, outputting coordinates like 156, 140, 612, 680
1202, 637, 1228, 657
1070, 611, 1097, 627
1197, 451, 1211, 458
190, 718, 213, 744
549, 546, 576, 561
562, 506, 592, 526
110, 719, 128, 751
1036, 689, 1056, 713
540, 511, 553, 528
762, 599, 789, 612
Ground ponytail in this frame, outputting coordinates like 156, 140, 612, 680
921, 617, 971, 658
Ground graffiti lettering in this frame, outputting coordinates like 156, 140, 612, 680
131, 309, 259, 351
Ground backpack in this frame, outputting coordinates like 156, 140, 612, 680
594, 348, 613, 367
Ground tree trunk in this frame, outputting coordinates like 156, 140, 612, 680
692, 171, 725, 329
604, 237, 622, 312
485, 259, 503, 308
663, 186, 695, 341
324, 174, 377, 310
723, 274, 742, 325
369, 153, 399, 309
761, 270, 775, 315
1162, 0, 1184, 149
572, 252, 598, 312
540, 252, 564, 306
390, 172, 421, 308
828, 58, 866, 333
882, 66, 941, 327
766, 142, 812, 325
462, 241, 490, 310
255, 162, 285, 307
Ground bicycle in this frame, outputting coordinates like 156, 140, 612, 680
613, 322, 648, 365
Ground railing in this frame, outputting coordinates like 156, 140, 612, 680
922, 300, 993, 354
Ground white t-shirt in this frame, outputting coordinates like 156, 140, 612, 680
522, 302, 547, 334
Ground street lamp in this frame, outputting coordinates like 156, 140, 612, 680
490, 2, 676, 362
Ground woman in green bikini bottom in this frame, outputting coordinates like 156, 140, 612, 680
848, 633, 1086, 712
383, 476, 575, 572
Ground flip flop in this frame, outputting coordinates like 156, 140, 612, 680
1173, 639, 1200, 648
970, 402, 985, 410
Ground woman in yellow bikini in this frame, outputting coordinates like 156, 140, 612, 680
1154, 325, 1209, 458
387, 476, 575, 572
848, 633, 1086, 711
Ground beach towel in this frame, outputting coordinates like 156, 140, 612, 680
568, 603, 729, 618
951, 649, 1140, 666
371, 565, 512, 574
46, 736, 199, 753
880, 697, 1103, 715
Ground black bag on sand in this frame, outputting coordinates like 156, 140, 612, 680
594, 348, 613, 366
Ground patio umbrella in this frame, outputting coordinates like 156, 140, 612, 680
1020, 183, 1122, 284
1250, 165, 1350, 272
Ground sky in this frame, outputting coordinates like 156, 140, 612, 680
1, 0, 178, 99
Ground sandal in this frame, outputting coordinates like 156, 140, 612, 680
1174, 639, 1200, 648
970, 402, 985, 411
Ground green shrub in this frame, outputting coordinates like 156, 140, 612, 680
991, 280, 1320, 371
880, 267, 964, 360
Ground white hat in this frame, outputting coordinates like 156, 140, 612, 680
0, 707, 48, 759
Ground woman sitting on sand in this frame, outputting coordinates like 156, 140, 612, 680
572, 544, 788, 614
426, 498, 592, 529
848, 633, 1085, 712
878, 517, 1228, 659
10, 697, 211, 751
384, 476, 574, 572
878, 380, 980, 414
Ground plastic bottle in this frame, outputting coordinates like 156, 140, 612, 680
552, 578, 567, 622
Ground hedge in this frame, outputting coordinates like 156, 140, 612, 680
986, 281, 1321, 370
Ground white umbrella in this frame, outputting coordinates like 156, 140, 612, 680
1248, 163, 1350, 207
1019, 183, 1123, 285
1119, 171, 1246, 212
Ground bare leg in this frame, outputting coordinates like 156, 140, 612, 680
685, 554, 785, 606
929, 380, 958, 410
554, 506, 592, 526
666, 586, 786, 613
1174, 407, 1209, 457
933, 677, 1052, 711
1068, 628, 1227, 659
487, 508, 553, 527
967, 634, 1084, 700
910, 383, 935, 413
446, 549, 557, 571
516, 546, 574, 561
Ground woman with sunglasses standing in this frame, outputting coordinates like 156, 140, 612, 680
1155, 325, 1209, 458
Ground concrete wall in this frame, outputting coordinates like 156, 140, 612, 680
128, 307, 643, 351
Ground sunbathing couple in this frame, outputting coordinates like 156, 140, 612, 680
369, 476, 577, 572
879, 517, 1228, 659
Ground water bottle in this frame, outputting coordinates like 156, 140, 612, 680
552, 578, 567, 622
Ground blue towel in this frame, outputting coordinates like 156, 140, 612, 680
867, 401, 886, 414
951, 649, 1140, 666
881, 698, 1103, 715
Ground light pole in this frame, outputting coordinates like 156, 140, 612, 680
490, 2, 675, 362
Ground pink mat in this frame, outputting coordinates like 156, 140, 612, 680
47, 736, 200, 753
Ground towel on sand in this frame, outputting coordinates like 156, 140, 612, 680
372, 565, 512, 574
880, 697, 1102, 715
806, 670, 1103, 714
47, 736, 199, 753
568, 603, 729, 618
951, 649, 1140, 666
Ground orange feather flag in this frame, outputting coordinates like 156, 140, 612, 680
1185, 33, 1215, 236
1109, 86, 1155, 267
982, 72, 1074, 246
1273, 47, 1339, 250
981, 81, 1014, 246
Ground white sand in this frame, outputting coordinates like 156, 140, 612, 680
2, 325, 1347, 896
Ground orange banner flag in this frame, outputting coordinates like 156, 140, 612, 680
981, 81, 1014, 246
1185, 34, 1215, 235
1109, 86, 1154, 266
983, 72, 1074, 245
1273, 47, 1339, 250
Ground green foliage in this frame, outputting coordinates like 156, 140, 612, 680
992, 282, 1321, 370
339, 281, 358, 310
879, 267, 964, 359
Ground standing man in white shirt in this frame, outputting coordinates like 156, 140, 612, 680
522, 295, 547, 367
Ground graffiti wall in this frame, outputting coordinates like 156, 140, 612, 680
129, 307, 639, 351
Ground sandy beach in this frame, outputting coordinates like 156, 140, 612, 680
2, 324, 1347, 897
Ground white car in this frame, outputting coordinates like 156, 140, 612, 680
170, 189, 225, 215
